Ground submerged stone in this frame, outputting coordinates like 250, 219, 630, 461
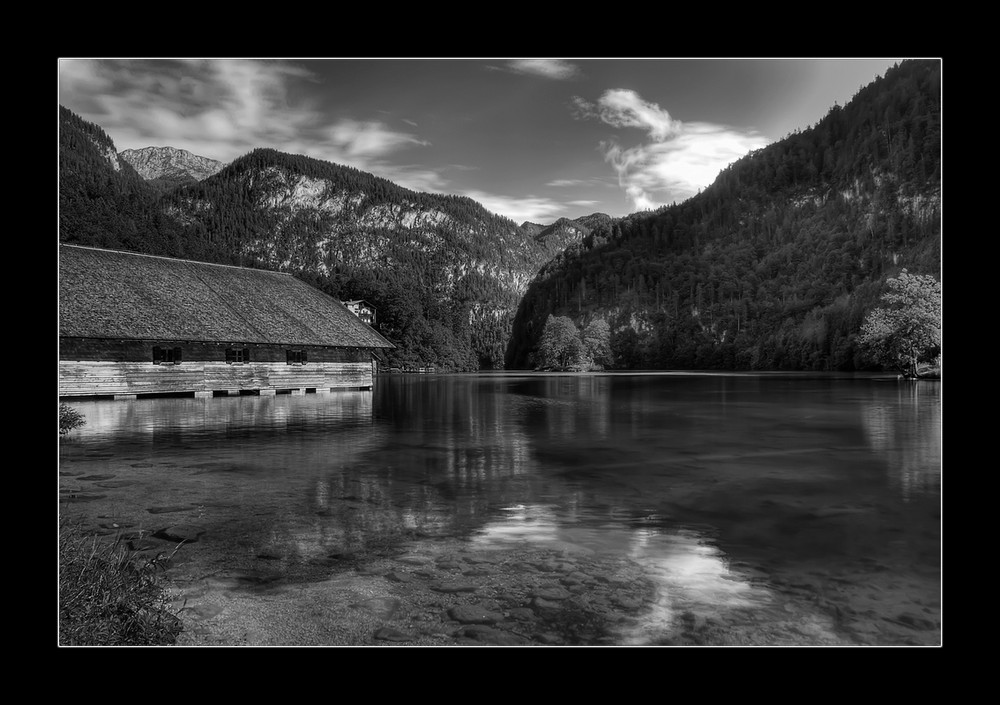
531, 587, 572, 601
507, 607, 535, 621
449, 605, 503, 624
456, 625, 531, 646
351, 597, 401, 618
374, 627, 413, 642
147, 505, 194, 514
397, 555, 434, 566
61, 494, 106, 503
153, 524, 206, 543
431, 582, 479, 593
535, 632, 565, 645
894, 612, 938, 631
532, 597, 564, 610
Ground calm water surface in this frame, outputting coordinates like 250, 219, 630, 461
59, 372, 941, 646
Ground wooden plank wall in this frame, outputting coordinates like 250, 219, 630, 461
58, 361, 374, 398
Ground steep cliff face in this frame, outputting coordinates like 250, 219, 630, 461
120, 146, 226, 190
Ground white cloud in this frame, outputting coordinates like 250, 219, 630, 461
327, 119, 430, 158
59, 59, 321, 161
59, 59, 114, 97
574, 89, 770, 211
58, 59, 433, 173
546, 177, 614, 189
461, 190, 567, 224
371, 165, 450, 194
505, 59, 582, 81
581, 89, 679, 141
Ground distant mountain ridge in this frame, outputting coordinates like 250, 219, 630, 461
155, 148, 602, 369
58, 109, 596, 370
531, 214, 612, 246
120, 146, 226, 191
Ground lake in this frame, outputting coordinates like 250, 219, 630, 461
58, 372, 941, 647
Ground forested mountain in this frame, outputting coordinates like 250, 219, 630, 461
58, 107, 591, 370
120, 146, 226, 192
159, 148, 596, 370
530, 213, 613, 251
505, 59, 941, 372
59, 106, 179, 255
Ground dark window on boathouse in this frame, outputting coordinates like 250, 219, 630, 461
226, 347, 251, 364
153, 346, 183, 365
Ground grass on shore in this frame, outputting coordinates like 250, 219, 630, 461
59, 520, 184, 646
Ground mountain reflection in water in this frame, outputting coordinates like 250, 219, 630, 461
59, 373, 940, 646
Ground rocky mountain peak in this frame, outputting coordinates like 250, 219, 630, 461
119, 146, 226, 189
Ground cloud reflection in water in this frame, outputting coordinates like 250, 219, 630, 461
471, 504, 772, 645
618, 527, 771, 645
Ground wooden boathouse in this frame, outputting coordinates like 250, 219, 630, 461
58, 244, 394, 400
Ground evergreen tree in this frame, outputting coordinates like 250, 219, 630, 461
581, 318, 612, 368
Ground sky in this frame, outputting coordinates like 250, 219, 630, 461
58, 57, 911, 225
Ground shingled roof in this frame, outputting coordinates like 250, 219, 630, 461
59, 245, 394, 349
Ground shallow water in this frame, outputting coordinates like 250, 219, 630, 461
59, 372, 941, 646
